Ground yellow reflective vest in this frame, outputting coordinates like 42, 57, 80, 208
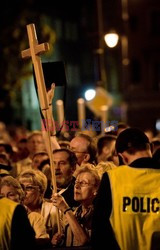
0, 197, 18, 250
108, 165, 160, 250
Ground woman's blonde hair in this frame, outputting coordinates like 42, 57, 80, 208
95, 161, 117, 178
17, 169, 47, 195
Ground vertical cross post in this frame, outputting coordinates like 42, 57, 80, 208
21, 23, 61, 233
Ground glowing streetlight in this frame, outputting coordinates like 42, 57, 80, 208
104, 32, 119, 48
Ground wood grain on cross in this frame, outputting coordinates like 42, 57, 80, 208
21, 23, 61, 233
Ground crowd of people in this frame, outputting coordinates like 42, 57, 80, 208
1, 85, 160, 249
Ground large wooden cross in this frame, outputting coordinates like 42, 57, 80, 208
21, 23, 61, 232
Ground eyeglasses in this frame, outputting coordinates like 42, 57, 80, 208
71, 150, 87, 154
20, 184, 39, 192
75, 180, 95, 187
75, 152, 87, 155
1, 192, 18, 199
70, 147, 88, 154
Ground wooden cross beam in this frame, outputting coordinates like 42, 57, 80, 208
21, 24, 49, 110
21, 23, 61, 232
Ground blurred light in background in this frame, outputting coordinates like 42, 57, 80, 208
85, 87, 113, 118
104, 31, 119, 48
84, 89, 96, 101
156, 119, 160, 131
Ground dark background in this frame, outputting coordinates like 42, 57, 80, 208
0, 0, 160, 134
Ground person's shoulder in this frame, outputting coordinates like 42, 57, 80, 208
28, 211, 46, 224
101, 167, 126, 184
107, 165, 129, 177
0, 197, 18, 210
16, 157, 31, 164
28, 211, 44, 218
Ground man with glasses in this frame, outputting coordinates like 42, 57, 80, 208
70, 133, 97, 166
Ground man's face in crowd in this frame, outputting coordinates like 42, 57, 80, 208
32, 154, 48, 170
53, 151, 75, 188
27, 134, 46, 155
70, 137, 89, 165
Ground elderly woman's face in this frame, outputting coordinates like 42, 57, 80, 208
74, 172, 97, 204
0, 185, 20, 202
20, 181, 41, 207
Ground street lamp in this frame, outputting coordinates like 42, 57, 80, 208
104, 31, 119, 48
104, 31, 129, 66
103, 29, 129, 123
